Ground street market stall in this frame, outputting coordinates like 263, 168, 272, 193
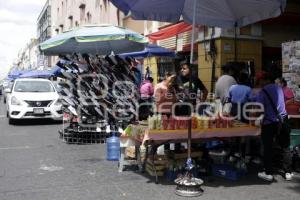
111, 0, 287, 196
39, 25, 148, 144
119, 116, 260, 183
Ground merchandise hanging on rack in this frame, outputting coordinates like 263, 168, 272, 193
56, 54, 140, 144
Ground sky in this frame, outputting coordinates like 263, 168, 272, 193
0, 0, 45, 80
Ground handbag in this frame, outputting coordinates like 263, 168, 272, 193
262, 89, 291, 148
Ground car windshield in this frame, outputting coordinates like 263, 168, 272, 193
14, 81, 55, 92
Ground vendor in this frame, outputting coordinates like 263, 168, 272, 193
176, 60, 208, 116
275, 77, 294, 103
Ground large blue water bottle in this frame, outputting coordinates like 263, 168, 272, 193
106, 132, 120, 161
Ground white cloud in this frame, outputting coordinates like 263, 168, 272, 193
0, 0, 45, 80
0, 10, 33, 25
9, 0, 45, 6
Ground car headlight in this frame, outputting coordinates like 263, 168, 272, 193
11, 96, 22, 106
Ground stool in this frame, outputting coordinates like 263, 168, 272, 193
119, 137, 142, 172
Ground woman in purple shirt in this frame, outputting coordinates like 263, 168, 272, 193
256, 74, 293, 181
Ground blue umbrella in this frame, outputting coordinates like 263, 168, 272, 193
119, 44, 175, 58
39, 24, 148, 55
20, 70, 54, 78
111, 0, 286, 28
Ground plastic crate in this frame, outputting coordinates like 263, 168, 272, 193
291, 129, 300, 148
212, 164, 245, 181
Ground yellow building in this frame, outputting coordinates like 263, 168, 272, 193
198, 27, 263, 92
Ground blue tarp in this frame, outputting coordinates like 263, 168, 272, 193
20, 70, 54, 78
119, 44, 175, 58
50, 66, 62, 76
7, 69, 34, 79
7, 70, 25, 79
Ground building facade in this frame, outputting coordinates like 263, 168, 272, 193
16, 39, 38, 70
37, 0, 53, 69
51, 0, 123, 34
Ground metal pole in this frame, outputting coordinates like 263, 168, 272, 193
234, 23, 237, 62
188, 0, 197, 161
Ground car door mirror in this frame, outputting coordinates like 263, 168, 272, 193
4, 88, 11, 93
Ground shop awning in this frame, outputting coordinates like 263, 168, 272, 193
147, 22, 193, 41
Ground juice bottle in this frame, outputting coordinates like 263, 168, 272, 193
169, 116, 175, 130
162, 115, 169, 130
192, 116, 197, 129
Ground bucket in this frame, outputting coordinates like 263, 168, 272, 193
106, 132, 120, 161
291, 129, 300, 148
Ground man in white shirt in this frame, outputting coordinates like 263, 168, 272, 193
215, 63, 237, 104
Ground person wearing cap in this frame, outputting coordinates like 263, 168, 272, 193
176, 60, 208, 116
255, 73, 293, 182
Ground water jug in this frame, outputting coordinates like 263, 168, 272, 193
106, 132, 120, 161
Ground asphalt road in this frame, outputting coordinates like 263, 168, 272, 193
0, 95, 299, 200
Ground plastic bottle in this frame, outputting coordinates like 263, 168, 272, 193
106, 132, 120, 161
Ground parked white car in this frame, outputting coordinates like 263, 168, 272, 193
6, 78, 63, 124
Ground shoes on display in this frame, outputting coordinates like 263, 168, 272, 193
258, 171, 274, 181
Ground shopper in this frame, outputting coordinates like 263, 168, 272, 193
227, 72, 252, 122
138, 77, 154, 120
140, 77, 154, 100
215, 63, 237, 104
154, 72, 177, 115
256, 73, 293, 181
275, 77, 294, 103
176, 60, 208, 116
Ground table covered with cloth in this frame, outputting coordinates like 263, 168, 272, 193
125, 125, 261, 145
120, 125, 261, 183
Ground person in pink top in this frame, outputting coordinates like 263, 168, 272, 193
275, 77, 294, 103
154, 73, 177, 114
140, 77, 154, 99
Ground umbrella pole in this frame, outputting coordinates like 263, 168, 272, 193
174, 0, 203, 197
187, 0, 197, 164
234, 23, 237, 62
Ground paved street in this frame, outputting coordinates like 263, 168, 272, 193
0, 96, 299, 200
